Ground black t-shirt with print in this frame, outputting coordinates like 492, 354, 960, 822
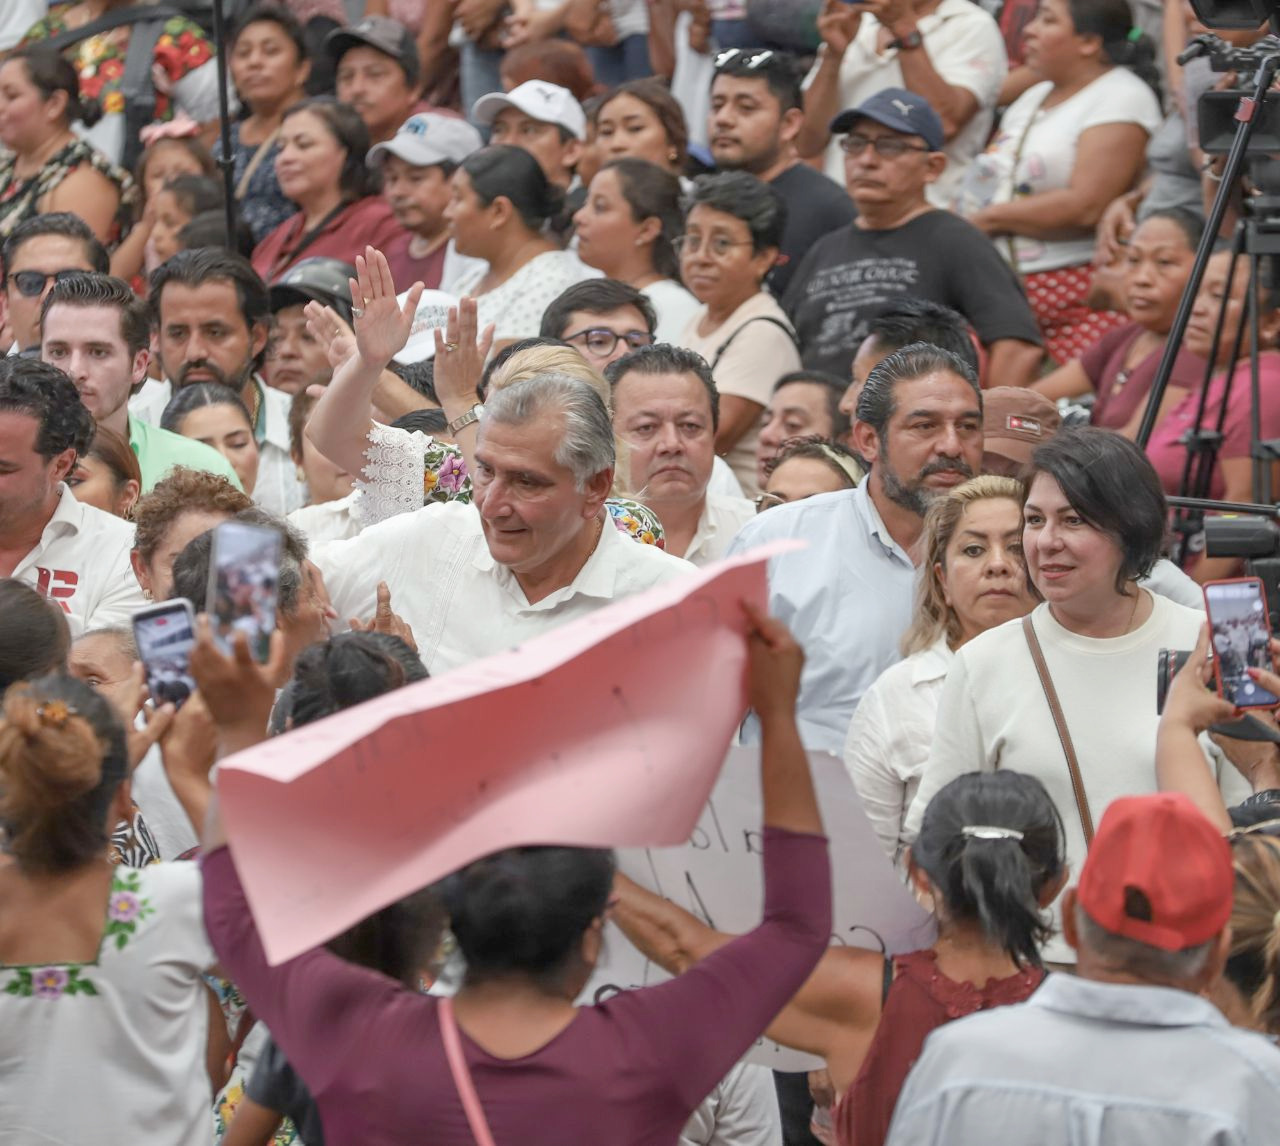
781, 210, 1042, 378
767, 162, 858, 298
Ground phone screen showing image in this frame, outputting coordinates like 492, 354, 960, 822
1204, 578, 1279, 708
133, 601, 197, 710
207, 521, 283, 663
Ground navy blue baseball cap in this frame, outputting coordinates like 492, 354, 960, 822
829, 87, 945, 152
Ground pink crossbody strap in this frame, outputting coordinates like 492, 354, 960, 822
438, 997, 498, 1146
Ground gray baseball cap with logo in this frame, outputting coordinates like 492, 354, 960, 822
369, 113, 484, 169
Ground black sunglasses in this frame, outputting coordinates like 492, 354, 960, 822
9, 269, 90, 298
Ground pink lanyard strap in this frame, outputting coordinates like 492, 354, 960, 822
438, 997, 498, 1146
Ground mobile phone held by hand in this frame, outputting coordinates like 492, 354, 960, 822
207, 521, 283, 663
133, 599, 198, 710
1203, 576, 1279, 708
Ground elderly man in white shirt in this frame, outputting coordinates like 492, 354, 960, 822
317, 372, 692, 674
149, 249, 305, 517
0, 359, 145, 637
606, 345, 754, 567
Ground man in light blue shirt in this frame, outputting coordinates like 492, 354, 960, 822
728, 342, 983, 751
888, 792, 1280, 1146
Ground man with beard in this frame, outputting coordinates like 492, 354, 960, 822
728, 342, 981, 751
710, 51, 855, 297
150, 249, 305, 516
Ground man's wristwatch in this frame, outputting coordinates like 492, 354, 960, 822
889, 28, 923, 50
447, 403, 485, 435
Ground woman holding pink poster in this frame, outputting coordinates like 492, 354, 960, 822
196, 604, 831, 1144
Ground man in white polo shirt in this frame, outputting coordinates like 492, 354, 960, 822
606, 344, 754, 565
40, 273, 243, 493
0, 357, 144, 637
316, 373, 692, 674
472, 79, 585, 191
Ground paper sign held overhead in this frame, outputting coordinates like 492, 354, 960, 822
217, 543, 799, 964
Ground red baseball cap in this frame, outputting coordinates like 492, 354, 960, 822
1076, 792, 1233, 952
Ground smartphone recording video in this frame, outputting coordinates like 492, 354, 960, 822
133, 599, 197, 710
1204, 577, 1279, 708
207, 521, 283, 663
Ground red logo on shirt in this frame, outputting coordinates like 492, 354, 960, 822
34, 567, 79, 612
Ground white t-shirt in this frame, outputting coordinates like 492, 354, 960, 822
904, 594, 1251, 963
844, 637, 953, 864
315, 500, 693, 674
643, 278, 703, 345
955, 68, 1162, 273
9, 485, 145, 639
0, 863, 216, 1145
681, 1062, 783, 1145
287, 492, 363, 546
808, 0, 1008, 206
677, 293, 801, 498
451, 251, 600, 345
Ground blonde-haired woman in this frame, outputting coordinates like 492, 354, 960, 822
303, 249, 659, 543
844, 476, 1036, 863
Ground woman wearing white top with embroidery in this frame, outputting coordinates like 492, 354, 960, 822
904, 428, 1250, 964
0, 673, 216, 1144
845, 475, 1036, 864
956, 0, 1162, 364
446, 145, 597, 351
573, 158, 700, 344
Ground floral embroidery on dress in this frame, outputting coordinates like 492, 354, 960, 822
22, 9, 216, 124
605, 498, 666, 549
1, 869, 153, 997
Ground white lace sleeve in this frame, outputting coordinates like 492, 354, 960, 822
353, 422, 472, 527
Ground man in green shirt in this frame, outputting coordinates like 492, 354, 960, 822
39, 274, 243, 493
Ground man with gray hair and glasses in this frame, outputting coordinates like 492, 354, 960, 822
314, 372, 693, 674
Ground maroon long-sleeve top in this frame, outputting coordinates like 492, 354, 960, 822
202, 828, 831, 1144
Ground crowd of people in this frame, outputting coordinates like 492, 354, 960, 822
3, 0, 1280, 1142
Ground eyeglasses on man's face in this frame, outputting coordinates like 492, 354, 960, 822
565, 328, 653, 357
675, 233, 755, 259
839, 133, 931, 159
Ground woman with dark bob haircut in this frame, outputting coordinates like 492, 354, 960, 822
251, 96, 402, 280
197, 606, 832, 1143
907, 426, 1251, 968
677, 171, 800, 496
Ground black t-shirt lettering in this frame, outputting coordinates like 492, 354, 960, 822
781, 210, 1043, 378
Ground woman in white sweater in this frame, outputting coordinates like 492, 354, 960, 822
844, 476, 1036, 864
904, 427, 1249, 963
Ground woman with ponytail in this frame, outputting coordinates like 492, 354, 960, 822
614, 770, 1066, 1146
0, 673, 216, 1145
956, 0, 1162, 364
573, 158, 700, 343
446, 145, 598, 349
0, 44, 131, 243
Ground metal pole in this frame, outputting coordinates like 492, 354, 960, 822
210, 0, 238, 245
1135, 51, 1280, 447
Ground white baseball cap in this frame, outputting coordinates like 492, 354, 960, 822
393, 288, 463, 364
369, 113, 484, 168
471, 80, 586, 142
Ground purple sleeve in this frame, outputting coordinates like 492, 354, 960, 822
1079, 324, 1128, 388
201, 846, 422, 1096
604, 827, 832, 1108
